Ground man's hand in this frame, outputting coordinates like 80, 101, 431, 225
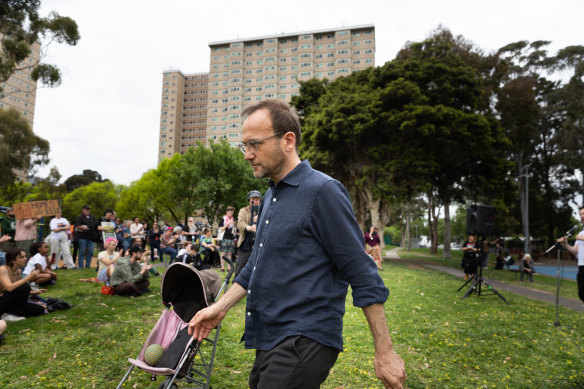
374, 348, 407, 389
188, 305, 226, 342
363, 304, 407, 389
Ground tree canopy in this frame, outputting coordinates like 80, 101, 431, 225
0, 0, 79, 90
0, 108, 49, 187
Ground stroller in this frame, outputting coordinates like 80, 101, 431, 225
117, 260, 234, 389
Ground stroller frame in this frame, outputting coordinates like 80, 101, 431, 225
117, 259, 234, 389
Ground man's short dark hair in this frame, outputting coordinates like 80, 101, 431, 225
129, 244, 145, 255
242, 99, 302, 149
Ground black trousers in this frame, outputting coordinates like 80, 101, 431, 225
235, 249, 252, 278
113, 278, 150, 297
249, 335, 339, 389
0, 283, 45, 317
578, 266, 584, 303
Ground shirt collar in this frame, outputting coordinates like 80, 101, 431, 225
269, 160, 311, 188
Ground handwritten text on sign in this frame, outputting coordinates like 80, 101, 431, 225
13, 200, 61, 220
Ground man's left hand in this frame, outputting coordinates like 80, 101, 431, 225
374, 348, 406, 389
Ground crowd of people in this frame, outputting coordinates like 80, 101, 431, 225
0, 192, 267, 337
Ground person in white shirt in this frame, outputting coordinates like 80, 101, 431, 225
48, 210, 76, 269
558, 206, 584, 303
130, 217, 144, 245
23, 242, 57, 286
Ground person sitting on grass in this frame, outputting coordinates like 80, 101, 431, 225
97, 238, 121, 283
23, 242, 57, 286
520, 253, 535, 282
0, 248, 47, 321
109, 245, 152, 297
160, 227, 178, 265
198, 227, 219, 268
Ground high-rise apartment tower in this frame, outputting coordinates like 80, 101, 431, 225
158, 71, 208, 163
206, 24, 375, 145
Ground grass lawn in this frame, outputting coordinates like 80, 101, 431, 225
397, 248, 581, 301
0, 263, 583, 388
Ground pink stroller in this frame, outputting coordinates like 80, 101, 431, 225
116, 261, 234, 389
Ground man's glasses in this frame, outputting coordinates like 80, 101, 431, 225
238, 132, 285, 154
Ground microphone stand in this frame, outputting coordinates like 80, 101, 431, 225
543, 240, 570, 328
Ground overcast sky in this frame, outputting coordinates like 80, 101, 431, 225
35, 0, 583, 187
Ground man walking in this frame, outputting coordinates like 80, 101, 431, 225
189, 100, 406, 388
235, 190, 261, 277
558, 206, 584, 303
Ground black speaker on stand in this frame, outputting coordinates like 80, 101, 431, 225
459, 205, 508, 304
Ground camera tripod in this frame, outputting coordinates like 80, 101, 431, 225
457, 237, 509, 304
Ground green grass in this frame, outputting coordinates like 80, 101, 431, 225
396, 248, 581, 301
1, 263, 583, 388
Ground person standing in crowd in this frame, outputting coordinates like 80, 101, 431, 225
97, 209, 116, 252
0, 208, 16, 252
15, 215, 41, 257
0, 235, 11, 266
75, 205, 99, 269
148, 221, 162, 261
0, 248, 46, 321
97, 238, 121, 283
122, 220, 133, 254
114, 216, 124, 251
189, 99, 405, 389
48, 210, 76, 269
109, 245, 151, 297
23, 242, 57, 286
461, 235, 479, 280
218, 206, 236, 272
365, 226, 383, 270
130, 217, 145, 246
236, 190, 261, 277
141, 221, 149, 249
557, 206, 584, 303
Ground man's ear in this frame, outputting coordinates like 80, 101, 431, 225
282, 131, 297, 152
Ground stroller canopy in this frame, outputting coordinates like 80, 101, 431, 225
161, 263, 221, 322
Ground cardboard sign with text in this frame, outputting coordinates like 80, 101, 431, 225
13, 200, 61, 220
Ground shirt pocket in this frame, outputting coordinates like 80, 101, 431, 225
266, 213, 303, 250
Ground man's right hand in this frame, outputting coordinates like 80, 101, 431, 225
188, 305, 226, 342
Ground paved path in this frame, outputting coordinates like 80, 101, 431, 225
384, 247, 584, 312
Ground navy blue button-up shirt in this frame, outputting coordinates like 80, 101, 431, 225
233, 160, 389, 351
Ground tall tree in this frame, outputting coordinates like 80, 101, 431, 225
0, 108, 49, 187
176, 140, 263, 225
64, 169, 106, 192
61, 181, 119, 222
0, 0, 79, 91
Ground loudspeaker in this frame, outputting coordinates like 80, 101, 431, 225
466, 205, 495, 235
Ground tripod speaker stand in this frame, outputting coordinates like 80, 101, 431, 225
457, 235, 509, 304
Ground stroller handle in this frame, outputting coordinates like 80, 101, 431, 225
222, 256, 235, 284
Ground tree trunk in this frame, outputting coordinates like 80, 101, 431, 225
405, 214, 412, 251
427, 192, 440, 254
443, 201, 451, 259
353, 187, 368, 233
365, 191, 391, 250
